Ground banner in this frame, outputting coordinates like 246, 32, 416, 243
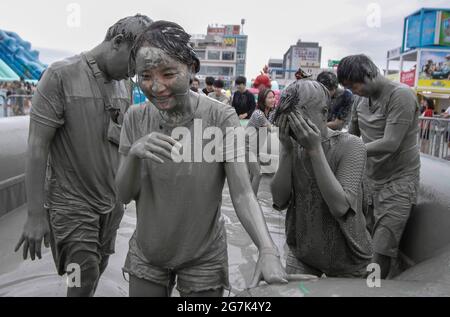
440, 11, 450, 46
400, 69, 416, 87
418, 50, 450, 90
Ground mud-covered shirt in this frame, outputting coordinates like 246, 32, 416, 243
351, 82, 420, 184
286, 130, 373, 276
119, 94, 244, 268
30, 54, 131, 214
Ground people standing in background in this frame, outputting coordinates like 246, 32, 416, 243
190, 77, 202, 94
246, 89, 276, 195
208, 79, 230, 104
202, 76, 215, 96
421, 98, 434, 118
317, 71, 354, 131
231, 76, 256, 120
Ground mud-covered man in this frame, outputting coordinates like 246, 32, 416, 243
338, 54, 421, 278
15, 14, 153, 297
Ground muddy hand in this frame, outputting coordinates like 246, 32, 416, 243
277, 113, 293, 151
249, 253, 288, 288
288, 112, 321, 150
14, 214, 50, 261
130, 132, 182, 163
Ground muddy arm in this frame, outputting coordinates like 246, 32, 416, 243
270, 144, 293, 210
225, 162, 277, 250
115, 154, 142, 204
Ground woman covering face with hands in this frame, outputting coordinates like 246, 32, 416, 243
271, 80, 373, 278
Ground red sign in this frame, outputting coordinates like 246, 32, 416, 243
400, 69, 416, 87
208, 25, 240, 36
207, 26, 225, 35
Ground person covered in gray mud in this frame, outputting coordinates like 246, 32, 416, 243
115, 21, 288, 297
338, 54, 421, 279
271, 79, 373, 278
14, 14, 153, 297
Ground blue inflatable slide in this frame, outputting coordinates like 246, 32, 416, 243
0, 29, 46, 81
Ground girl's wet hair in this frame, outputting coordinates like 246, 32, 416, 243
273, 80, 330, 124
129, 20, 200, 77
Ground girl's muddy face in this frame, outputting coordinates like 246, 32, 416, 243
136, 46, 191, 111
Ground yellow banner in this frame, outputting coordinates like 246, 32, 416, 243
417, 79, 450, 90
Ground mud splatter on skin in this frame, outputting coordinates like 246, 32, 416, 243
135, 46, 196, 124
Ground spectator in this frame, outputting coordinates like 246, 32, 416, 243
13, 81, 27, 116
421, 98, 434, 118
190, 77, 202, 94
202, 76, 215, 95
0, 82, 7, 117
419, 98, 434, 153
317, 71, 354, 131
231, 76, 256, 120
443, 105, 450, 119
208, 79, 230, 104
246, 89, 276, 195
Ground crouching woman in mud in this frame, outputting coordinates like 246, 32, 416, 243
115, 21, 287, 297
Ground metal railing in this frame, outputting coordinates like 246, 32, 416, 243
0, 94, 33, 118
418, 117, 450, 161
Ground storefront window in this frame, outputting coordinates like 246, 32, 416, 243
207, 50, 221, 60
222, 51, 235, 61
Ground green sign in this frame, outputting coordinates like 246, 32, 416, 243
439, 11, 450, 46
328, 60, 340, 67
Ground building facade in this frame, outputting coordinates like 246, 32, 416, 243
283, 40, 322, 80
268, 58, 284, 79
190, 24, 248, 88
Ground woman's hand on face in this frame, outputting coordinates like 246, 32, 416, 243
288, 111, 321, 152
277, 113, 293, 152
130, 132, 182, 163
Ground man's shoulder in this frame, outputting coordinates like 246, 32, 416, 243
353, 95, 368, 111
46, 54, 85, 75
388, 82, 416, 100
111, 79, 131, 99
244, 90, 255, 98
